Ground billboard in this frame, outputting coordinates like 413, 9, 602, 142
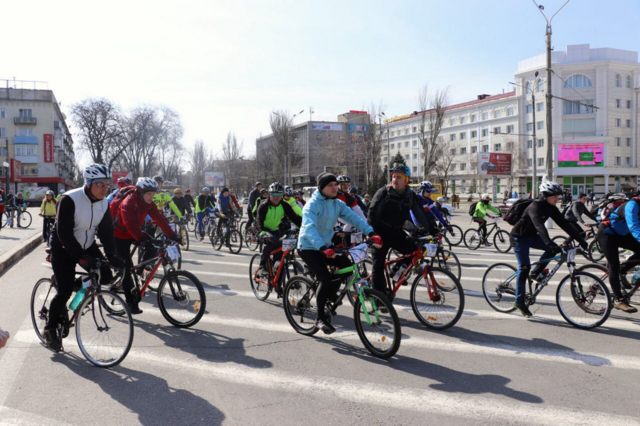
43, 134, 54, 163
348, 123, 368, 142
558, 143, 604, 167
10, 159, 22, 183
311, 122, 343, 132
205, 171, 225, 187
477, 152, 512, 175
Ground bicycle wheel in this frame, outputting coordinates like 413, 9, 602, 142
227, 229, 243, 254
186, 215, 195, 232
157, 270, 206, 328
180, 226, 189, 251
410, 267, 464, 330
463, 229, 481, 250
481, 263, 517, 313
354, 288, 401, 358
30, 278, 56, 344
283, 276, 319, 336
244, 227, 260, 251
435, 249, 461, 281
588, 239, 605, 262
493, 230, 512, 253
76, 290, 133, 368
619, 261, 640, 306
445, 225, 463, 246
99, 284, 127, 316
19, 211, 32, 228
552, 235, 568, 246
1, 212, 7, 228
576, 263, 608, 281
556, 272, 612, 329
249, 254, 272, 301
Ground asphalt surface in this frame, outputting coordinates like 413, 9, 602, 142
0, 216, 639, 426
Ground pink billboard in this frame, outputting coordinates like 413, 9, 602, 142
558, 143, 604, 167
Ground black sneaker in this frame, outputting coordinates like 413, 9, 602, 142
43, 328, 62, 352
514, 302, 533, 318
316, 317, 336, 335
127, 302, 143, 315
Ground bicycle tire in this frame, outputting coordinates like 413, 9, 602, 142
353, 288, 401, 359
435, 249, 461, 281
244, 226, 260, 251
463, 229, 481, 250
410, 267, 464, 330
552, 235, 568, 246
493, 230, 512, 253
556, 271, 612, 329
445, 225, 463, 246
76, 290, 133, 368
482, 263, 517, 313
587, 239, 605, 262
227, 229, 243, 254
282, 275, 319, 336
616, 260, 640, 306
0, 212, 7, 228
180, 226, 189, 251
157, 270, 206, 328
99, 285, 127, 316
19, 211, 32, 228
30, 278, 56, 344
249, 254, 272, 301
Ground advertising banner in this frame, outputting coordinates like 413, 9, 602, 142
10, 159, 22, 183
477, 152, 512, 175
43, 134, 54, 163
558, 143, 604, 167
311, 123, 343, 132
205, 171, 225, 187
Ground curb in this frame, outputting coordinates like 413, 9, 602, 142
0, 233, 43, 278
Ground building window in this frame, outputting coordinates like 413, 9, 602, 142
460, 163, 466, 171
390, 131, 395, 137
481, 112, 488, 120
450, 134, 456, 141
616, 137, 621, 146
615, 74, 622, 87
482, 145, 488, 153
616, 118, 621, 127
471, 130, 477, 138
493, 110, 500, 119
382, 156, 387, 163
0, 108, 5, 119
506, 107, 514, 116
537, 158, 544, 166
390, 143, 395, 149
471, 146, 477, 153
526, 104, 533, 114
616, 156, 621, 166
627, 119, 632, 128
449, 119, 455, 126
537, 121, 544, 130
526, 122, 533, 132
404, 141, 409, 147
626, 75, 632, 88
627, 137, 632, 147
412, 126, 417, 133
421, 152, 424, 159
450, 148, 456, 155
494, 143, 501, 151
563, 99, 594, 114
460, 147, 467, 154
0, 128, 5, 138
460, 132, 466, 139
616, 99, 621, 108
506, 125, 514, 134
537, 139, 544, 147
451, 164, 456, 171
525, 81, 531, 93
412, 140, 417, 147
493, 126, 501, 135
627, 100, 632, 109
527, 158, 533, 167
536, 102, 544, 112
460, 116, 466, 124
527, 139, 533, 148
564, 74, 592, 88
18, 109, 33, 118
535, 78, 544, 92
626, 157, 631, 166
17, 128, 33, 137
412, 166, 417, 173
413, 153, 417, 159
470, 114, 476, 122
481, 128, 488, 137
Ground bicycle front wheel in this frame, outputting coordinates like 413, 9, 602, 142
249, 254, 272, 301
180, 226, 190, 251
227, 229, 243, 254
493, 230, 512, 253
587, 239, 605, 263
30, 278, 57, 344
244, 227, 260, 251
354, 288, 401, 359
434, 249, 461, 281
157, 270, 206, 328
482, 263, 517, 313
463, 229, 481, 250
283, 276, 319, 336
76, 290, 133, 368
19, 211, 33, 228
410, 267, 464, 330
445, 225, 463, 246
556, 272, 612, 329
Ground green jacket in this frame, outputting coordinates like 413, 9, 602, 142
473, 201, 501, 219
284, 196, 303, 217
153, 191, 182, 219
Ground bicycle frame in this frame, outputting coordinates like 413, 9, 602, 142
331, 254, 381, 326
128, 242, 176, 297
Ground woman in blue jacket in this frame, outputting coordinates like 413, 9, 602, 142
297, 173, 382, 334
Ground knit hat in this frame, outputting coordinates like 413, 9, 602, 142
317, 172, 338, 192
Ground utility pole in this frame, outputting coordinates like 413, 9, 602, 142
4, 138, 9, 195
531, 80, 538, 197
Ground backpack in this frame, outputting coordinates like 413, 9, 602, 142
503, 198, 534, 225
109, 185, 136, 224
468, 201, 478, 216
599, 198, 627, 226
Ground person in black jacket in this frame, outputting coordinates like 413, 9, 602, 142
247, 182, 263, 227
172, 188, 193, 216
563, 193, 596, 236
368, 163, 435, 298
510, 181, 587, 317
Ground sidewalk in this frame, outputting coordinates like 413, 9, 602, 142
0, 208, 43, 277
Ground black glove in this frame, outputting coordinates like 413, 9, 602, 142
171, 234, 183, 245
578, 239, 589, 252
108, 255, 126, 269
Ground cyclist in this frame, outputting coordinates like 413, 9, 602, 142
107, 176, 132, 203
472, 193, 502, 245
564, 192, 597, 238
368, 163, 434, 299
256, 182, 302, 283
511, 181, 588, 317
417, 181, 453, 232
252, 188, 269, 217
336, 175, 366, 219
44, 164, 123, 351
195, 186, 216, 240
246, 182, 263, 228
111, 177, 180, 314
283, 185, 303, 216
40, 190, 57, 243
294, 190, 306, 208
215, 187, 235, 235
298, 172, 381, 334
184, 188, 195, 209
349, 186, 368, 216
596, 190, 640, 313
152, 175, 183, 220
172, 188, 193, 217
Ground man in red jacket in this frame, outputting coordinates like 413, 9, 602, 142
111, 177, 179, 314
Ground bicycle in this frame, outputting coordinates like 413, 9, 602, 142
243, 221, 261, 251
194, 209, 216, 241
283, 241, 401, 359
576, 259, 640, 310
385, 232, 461, 281
2, 204, 32, 228
482, 241, 613, 329
464, 217, 511, 252
185, 212, 196, 233
210, 212, 243, 254
249, 232, 305, 300
30, 259, 133, 367
552, 223, 605, 262
108, 238, 206, 328
40, 214, 56, 246
382, 234, 465, 329
439, 223, 463, 247
173, 217, 190, 251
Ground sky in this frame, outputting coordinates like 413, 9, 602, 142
2, 0, 639, 163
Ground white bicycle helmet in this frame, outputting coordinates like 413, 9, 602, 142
481, 193, 491, 201
539, 180, 563, 197
136, 177, 159, 193
337, 175, 351, 183
284, 186, 294, 197
83, 164, 111, 184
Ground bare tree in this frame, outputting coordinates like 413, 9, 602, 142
364, 102, 384, 195
70, 98, 125, 168
220, 132, 244, 189
189, 140, 215, 190
434, 139, 456, 196
269, 110, 296, 184
156, 108, 185, 182
416, 86, 449, 180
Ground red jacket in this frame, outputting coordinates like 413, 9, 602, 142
113, 188, 177, 241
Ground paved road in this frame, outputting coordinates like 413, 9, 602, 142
0, 216, 639, 425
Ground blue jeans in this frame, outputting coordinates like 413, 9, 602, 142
196, 208, 213, 235
512, 235, 555, 305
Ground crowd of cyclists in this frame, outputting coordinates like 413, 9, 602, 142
27, 159, 640, 358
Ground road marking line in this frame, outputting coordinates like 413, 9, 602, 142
0, 405, 73, 425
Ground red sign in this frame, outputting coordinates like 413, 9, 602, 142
477, 152, 512, 175
44, 134, 54, 163
10, 159, 22, 183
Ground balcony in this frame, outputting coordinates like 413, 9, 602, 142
14, 116, 37, 125
14, 135, 38, 144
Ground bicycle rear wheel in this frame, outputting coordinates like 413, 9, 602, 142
587, 239, 605, 262
157, 270, 206, 328
244, 226, 260, 251
354, 288, 401, 358
410, 267, 464, 330
283, 276, 319, 335
76, 290, 133, 368
180, 225, 189, 251
19, 211, 33, 228
482, 263, 517, 313
619, 261, 640, 306
463, 229, 481, 250
227, 229, 243, 254
249, 254, 272, 301
434, 249, 461, 281
30, 278, 56, 344
556, 272, 612, 329
493, 230, 512, 253
444, 225, 463, 246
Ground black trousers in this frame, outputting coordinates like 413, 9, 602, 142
298, 250, 351, 320
114, 238, 140, 305
596, 228, 640, 299
371, 232, 416, 294
260, 230, 284, 267
42, 217, 55, 242
473, 218, 487, 240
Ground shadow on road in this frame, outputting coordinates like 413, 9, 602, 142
54, 353, 225, 425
